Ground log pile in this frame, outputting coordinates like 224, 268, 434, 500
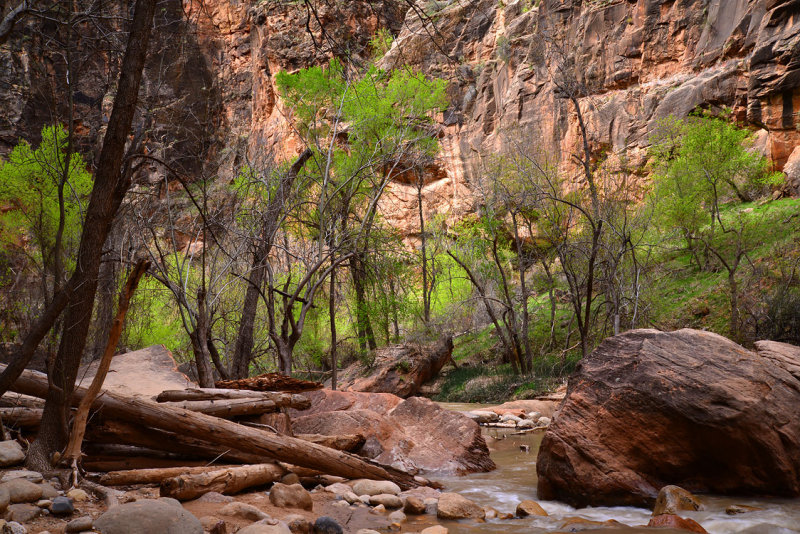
215, 373, 322, 393
1, 364, 428, 501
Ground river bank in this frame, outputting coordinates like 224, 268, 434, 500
431, 404, 800, 534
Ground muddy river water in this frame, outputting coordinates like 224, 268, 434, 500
424, 404, 800, 533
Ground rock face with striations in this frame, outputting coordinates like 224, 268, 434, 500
289, 389, 494, 475
536, 328, 800, 508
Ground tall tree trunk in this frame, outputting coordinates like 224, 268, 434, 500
26, 0, 157, 470
189, 289, 215, 388
231, 150, 311, 379
350, 255, 376, 353
90, 226, 120, 361
329, 265, 337, 390
417, 184, 430, 324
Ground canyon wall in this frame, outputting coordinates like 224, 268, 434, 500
1, 0, 798, 236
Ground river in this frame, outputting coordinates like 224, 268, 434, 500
422, 404, 800, 533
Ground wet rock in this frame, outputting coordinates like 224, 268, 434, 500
370, 504, 386, 514
517, 419, 536, 429
0, 470, 42, 484
195, 492, 234, 503
499, 414, 522, 424
537, 329, 800, 507
284, 514, 311, 534
369, 494, 402, 509
537, 416, 551, 426
7, 503, 41, 522
2, 479, 43, 503
351, 480, 400, 496
0, 441, 24, 467
388, 510, 406, 523
50, 496, 74, 515
726, 504, 763, 515
93, 499, 203, 534
467, 411, 499, 424
648, 514, 708, 533
436, 492, 485, 520
238, 521, 292, 534
420, 526, 447, 534
312, 516, 342, 534
66, 488, 89, 502
218, 501, 269, 521
199, 516, 226, 534
66, 516, 94, 533
403, 495, 426, 515
269, 483, 312, 511
653, 485, 703, 516
515, 500, 548, 517
560, 517, 624, 530
358, 494, 371, 504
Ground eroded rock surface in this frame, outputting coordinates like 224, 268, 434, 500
291, 390, 494, 475
537, 329, 800, 507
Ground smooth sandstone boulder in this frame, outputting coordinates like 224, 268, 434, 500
93, 500, 203, 534
648, 514, 708, 533
537, 329, 800, 507
436, 493, 485, 520
515, 500, 547, 517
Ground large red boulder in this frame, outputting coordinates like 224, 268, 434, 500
290, 390, 494, 475
536, 329, 800, 507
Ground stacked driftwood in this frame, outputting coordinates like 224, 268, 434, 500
0, 365, 428, 501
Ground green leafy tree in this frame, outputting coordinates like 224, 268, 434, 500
650, 113, 781, 341
0, 125, 93, 301
274, 59, 446, 379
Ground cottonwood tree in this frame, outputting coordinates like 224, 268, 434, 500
273, 58, 446, 375
650, 113, 779, 342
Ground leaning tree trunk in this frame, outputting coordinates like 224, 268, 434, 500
27, 0, 157, 471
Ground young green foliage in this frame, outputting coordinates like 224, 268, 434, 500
0, 125, 93, 274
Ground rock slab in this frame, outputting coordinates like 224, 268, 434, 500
537, 329, 800, 507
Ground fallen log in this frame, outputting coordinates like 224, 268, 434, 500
98, 465, 239, 486
159, 398, 278, 418
83, 456, 210, 472
5, 365, 425, 489
87, 419, 266, 464
156, 388, 311, 410
215, 373, 322, 393
0, 406, 43, 428
160, 463, 286, 501
0, 393, 45, 409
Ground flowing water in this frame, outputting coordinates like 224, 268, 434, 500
425, 404, 800, 533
